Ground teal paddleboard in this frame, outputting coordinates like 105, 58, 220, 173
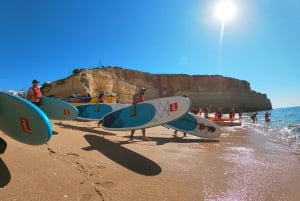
102, 96, 191, 130
164, 112, 221, 138
0, 92, 52, 145
41, 96, 79, 120
76, 103, 128, 120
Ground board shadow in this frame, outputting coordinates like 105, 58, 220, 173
0, 157, 11, 188
54, 122, 115, 136
150, 136, 219, 145
83, 134, 161, 176
120, 135, 219, 146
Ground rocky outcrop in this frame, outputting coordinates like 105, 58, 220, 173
42, 67, 272, 112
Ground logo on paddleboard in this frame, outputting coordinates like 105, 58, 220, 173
20, 117, 32, 134
64, 109, 70, 116
169, 102, 178, 112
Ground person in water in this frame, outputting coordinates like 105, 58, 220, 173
251, 112, 258, 123
265, 111, 271, 122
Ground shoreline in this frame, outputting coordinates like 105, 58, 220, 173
1, 120, 300, 201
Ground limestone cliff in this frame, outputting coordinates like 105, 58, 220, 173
42, 67, 272, 112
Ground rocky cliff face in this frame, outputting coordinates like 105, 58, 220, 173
42, 67, 272, 112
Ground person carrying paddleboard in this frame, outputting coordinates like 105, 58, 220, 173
96, 92, 106, 127
130, 87, 148, 141
27, 79, 43, 107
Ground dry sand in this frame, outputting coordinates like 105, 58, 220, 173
1, 120, 300, 201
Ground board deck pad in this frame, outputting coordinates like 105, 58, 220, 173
76, 103, 128, 120
0, 92, 52, 145
41, 96, 79, 120
164, 112, 221, 138
102, 96, 191, 131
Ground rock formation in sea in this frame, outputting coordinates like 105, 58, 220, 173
42, 66, 272, 112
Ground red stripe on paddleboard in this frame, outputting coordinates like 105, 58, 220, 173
64, 109, 70, 116
198, 123, 205, 130
169, 102, 178, 112
20, 117, 32, 134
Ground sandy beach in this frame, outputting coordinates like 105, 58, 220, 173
1, 120, 300, 201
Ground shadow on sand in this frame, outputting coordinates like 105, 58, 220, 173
149, 136, 219, 145
0, 157, 11, 188
83, 134, 162, 176
118, 135, 219, 146
54, 122, 115, 136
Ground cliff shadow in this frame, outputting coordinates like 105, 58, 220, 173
54, 122, 116, 136
83, 134, 161, 176
0, 157, 11, 188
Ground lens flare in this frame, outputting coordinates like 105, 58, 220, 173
215, 0, 237, 22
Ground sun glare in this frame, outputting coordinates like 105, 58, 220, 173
215, 0, 236, 22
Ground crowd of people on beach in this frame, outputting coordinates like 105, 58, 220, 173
200, 107, 242, 122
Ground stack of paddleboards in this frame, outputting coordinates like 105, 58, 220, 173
0, 92, 79, 153
76, 96, 221, 138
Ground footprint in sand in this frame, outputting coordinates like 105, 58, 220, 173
67, 152, 80, 157
95, 181, 114, 188
47, 147, 56, 154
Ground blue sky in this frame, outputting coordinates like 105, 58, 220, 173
0, 0, 299, 108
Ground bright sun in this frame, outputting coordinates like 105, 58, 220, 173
215, 0, 236, 22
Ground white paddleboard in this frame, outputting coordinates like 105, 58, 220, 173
164, 112, 221, 138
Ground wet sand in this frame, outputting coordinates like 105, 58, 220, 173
1, 120, 300, 201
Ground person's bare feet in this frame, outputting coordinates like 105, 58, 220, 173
142, 137, 150, 141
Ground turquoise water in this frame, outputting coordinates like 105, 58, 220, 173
241, 106, 300, 152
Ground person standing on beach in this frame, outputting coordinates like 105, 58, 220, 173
130, 87, 148, 141
216, 108, 223, 121
229, 109, 235, 122
96, 92, 106, 127
204, 107, 209, 119
238, 109, 243, 121
251, 112, 258, 123
27, 79, 43, 107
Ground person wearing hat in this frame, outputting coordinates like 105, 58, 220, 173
130, 87, 148, 141
27, 79, 43, 107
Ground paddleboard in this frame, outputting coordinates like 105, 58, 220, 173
0, 92, 52, 145
102, 96, 191, 131
164, 112, 221, 138
76, 103, 128, 121
41, 96, 79, 120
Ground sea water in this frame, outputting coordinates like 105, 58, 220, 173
241, 106, 300, 153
